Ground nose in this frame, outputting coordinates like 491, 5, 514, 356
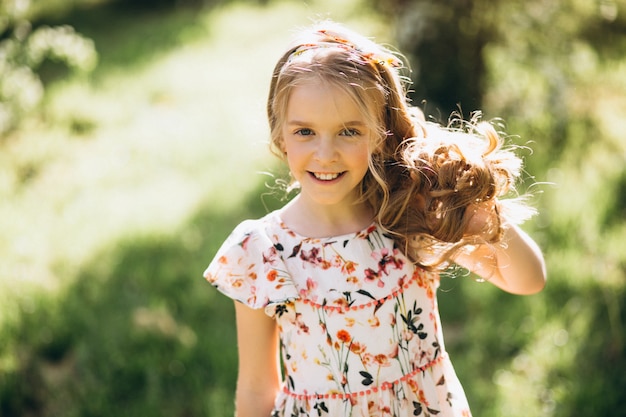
314, 136, 338, 163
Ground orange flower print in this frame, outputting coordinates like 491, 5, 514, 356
333, 297, 349, 309
418, 389, 429, 407
367, 315, 380, 327
407, 378, 419, 393
362, 353, 374, 366
374, 354, 390, 367
337, 329, 352, 344
246, 264, 257, 280
246, 295, 257, 306
205, 272, 216, 283
397, 275, 405, 288
424, 285, 434, 300
331, 255, 343, 269
349, 341, 365, 354
342, 260, 357, 274
413, 269, 436, 299
346, 275, 359, 284
267, 269, 278, 281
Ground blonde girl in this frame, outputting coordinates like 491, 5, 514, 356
204, 21, 545, 417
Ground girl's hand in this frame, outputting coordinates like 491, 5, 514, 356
454, 210, 547, 295
463, 200, 503, 243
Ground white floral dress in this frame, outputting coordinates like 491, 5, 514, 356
204, 211, 472, 417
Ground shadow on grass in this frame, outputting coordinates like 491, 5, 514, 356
0, 178, 285, 417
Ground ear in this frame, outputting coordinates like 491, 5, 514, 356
278, 137, 287, 155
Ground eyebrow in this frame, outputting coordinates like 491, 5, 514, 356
286, 120, 367, 126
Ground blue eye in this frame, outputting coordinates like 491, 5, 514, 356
295, 128, 314, 136
340, 128, 361, 137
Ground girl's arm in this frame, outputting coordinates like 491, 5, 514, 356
233, 302, 281, 417
452, 203, 547, 295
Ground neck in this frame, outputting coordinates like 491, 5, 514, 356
279, 196, 374, 238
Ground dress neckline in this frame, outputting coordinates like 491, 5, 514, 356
270, 211, 377, 241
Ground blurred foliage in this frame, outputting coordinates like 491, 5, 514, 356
0, 0, 97, 137
371, 0, 496, 116
0, 0, 281, 138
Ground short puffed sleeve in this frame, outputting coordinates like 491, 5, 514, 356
203, 219, 299, 311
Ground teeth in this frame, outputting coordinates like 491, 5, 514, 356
314, 172, 340, 181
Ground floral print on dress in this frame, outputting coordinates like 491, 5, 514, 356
204, 212, 472, 416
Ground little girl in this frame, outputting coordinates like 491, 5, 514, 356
204, 21, 546, 417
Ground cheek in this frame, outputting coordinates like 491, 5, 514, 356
352, 143, 373, 166
282, 142, 306, 171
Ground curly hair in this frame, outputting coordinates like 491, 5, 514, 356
266, 21, 533, 269
385, 117, 535, 267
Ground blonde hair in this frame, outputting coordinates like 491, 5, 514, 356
267, 21, 533, 269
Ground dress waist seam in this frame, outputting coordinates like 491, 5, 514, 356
298, 269, 428, 312
282, 354, 447, 401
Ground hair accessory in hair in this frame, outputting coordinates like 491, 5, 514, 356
286, 29, 402, 68
318, 29, 402, 67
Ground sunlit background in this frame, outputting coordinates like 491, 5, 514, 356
1, 0, 625, 416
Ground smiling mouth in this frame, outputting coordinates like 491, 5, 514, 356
311, 172, 343, 181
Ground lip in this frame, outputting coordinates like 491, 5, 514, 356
309, 171, 345, 182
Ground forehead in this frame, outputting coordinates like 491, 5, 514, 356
285, 82, 368, 124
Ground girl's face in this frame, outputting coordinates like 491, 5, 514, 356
281, 82, 372, 212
